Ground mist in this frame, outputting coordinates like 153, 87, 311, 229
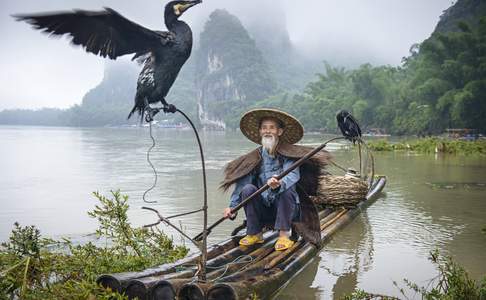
0, 0, 452, 110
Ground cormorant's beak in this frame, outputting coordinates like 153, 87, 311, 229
173, 0, 201, 17
183, 0, 202, 11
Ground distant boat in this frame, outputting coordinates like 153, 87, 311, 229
157, 123, 188, 129
362, 133, 391, 137
139, 120, 189, 129
445, 128, 479, 141
363, 128, 390, 137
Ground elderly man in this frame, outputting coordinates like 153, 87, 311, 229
221, 109, 330, 251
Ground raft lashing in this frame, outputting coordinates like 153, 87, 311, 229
97, 176, 386, 300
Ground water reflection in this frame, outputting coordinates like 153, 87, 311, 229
323, 217, 370, 297
331, 212, 375, 298
277, 211, 375, 299
277, 258, 321, 299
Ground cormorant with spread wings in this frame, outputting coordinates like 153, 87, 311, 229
14, 0, 202, 122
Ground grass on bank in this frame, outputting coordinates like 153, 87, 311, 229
367, 138, 486, 155
0, 190, 188, 299
344, 250, 486, 300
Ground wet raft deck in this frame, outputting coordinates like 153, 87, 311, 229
98, 176, 386, 300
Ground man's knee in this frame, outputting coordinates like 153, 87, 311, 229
279, 188, 297, 204
241, 184, 257, 197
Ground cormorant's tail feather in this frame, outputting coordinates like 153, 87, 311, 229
127, 104, 143, 121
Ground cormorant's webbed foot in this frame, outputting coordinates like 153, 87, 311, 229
144, 106, 161, 123
144, 103, 176, 122
162, 103, 177, 114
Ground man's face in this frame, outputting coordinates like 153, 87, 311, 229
259, 118, 283, 139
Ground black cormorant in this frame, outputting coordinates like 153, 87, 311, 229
336, 110, 362, 143
14, 0, 202, 122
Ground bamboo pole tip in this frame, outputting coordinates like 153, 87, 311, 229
178, 283, 206, 300
96, 275, 122, 293
207, 283, 237, 300
125, 280, 148, 300
150, 281, 176, 300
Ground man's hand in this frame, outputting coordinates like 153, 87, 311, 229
223, 207, 236, 220
267, 175, 281, 190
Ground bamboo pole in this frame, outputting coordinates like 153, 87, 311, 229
178, 282, 212, 300
117, 230, 280, 298
320, 208, 348, 231
207, 244, 319, 300
97, 235, 239, 291
150, 279, 190, 300
264, 240, 303, 270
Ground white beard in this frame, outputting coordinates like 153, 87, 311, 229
261, 135, 278, 156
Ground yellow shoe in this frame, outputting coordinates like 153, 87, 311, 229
275, 236, 294, 251
239, 234, 264, 246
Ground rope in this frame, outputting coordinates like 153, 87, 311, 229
181, 254, 254, 284
210, 254, 254, 282
140, 104, 210, 281
175, 108, 209, 281
142, 121, 157, 203
329, 159, 348, 173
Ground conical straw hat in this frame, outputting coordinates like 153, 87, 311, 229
240, 108, 304, 144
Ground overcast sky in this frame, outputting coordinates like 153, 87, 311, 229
0, 0, 453, 110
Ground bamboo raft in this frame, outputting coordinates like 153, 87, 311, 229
97, 176, 386, 300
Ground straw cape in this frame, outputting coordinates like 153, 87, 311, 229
220, 109, 331, 244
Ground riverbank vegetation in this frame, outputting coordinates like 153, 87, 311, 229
367, 138, 486, 155
395, 250, 486, 299
0, 191, 188, 299
344, 250, 486, 300
259, 14, 486, 135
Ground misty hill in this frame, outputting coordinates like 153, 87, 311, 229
72, 58, 199, 126
257, 0, 486, 134
435, 0, 486, 33
0, 58, 197, 127
196, 9, 276, 129
65, 61, 138, 126
0, 62, 139, 127
1, 8, 310, 128
404, 0, 486, 133
0, 108, 65, 126
243, 7, 320, 92
72, 6, 318, 130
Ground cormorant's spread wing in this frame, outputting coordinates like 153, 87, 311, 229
14, 8, 174, 59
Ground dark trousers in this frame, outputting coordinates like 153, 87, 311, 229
241, 184, 299, 235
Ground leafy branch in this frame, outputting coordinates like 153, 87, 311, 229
0, 191, 188, 299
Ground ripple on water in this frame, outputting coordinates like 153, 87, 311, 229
368, 191, 462, 252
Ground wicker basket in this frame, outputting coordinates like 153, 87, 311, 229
311, 175, 368, 207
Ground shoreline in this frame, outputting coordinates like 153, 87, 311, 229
366, 137, 486, 155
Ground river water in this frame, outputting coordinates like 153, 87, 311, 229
1, 126, 485, 299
